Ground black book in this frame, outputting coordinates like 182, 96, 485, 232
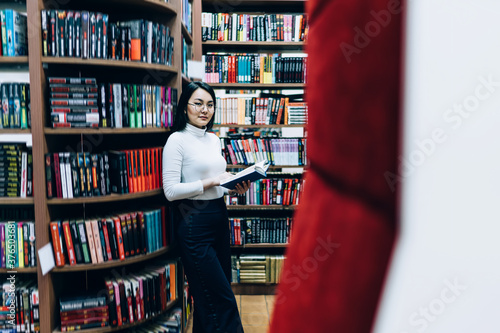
83, 153, 92, 196
122, 84, 129, 127
107, 83, 115, 128
121, 25, 127, 61
102, 152, 110, 195
69, 220, 84, 264
99, 83, 107, 127
125, 214, 134, 256
57, 10, 66, 57
91, 154, 101, 196
41, 10, 49, 56
67, 11, 74, 57
69, 153, 80, 198
90, 12, 96, 59
97, 219, 107, 262
75, 11, 81, 58
131, 213, 140, 256
81, 11, 89, 59
8, 83, 15, 128
26, 151, 32, 197
108, 150, 124, 194
98, 154, 106, 196
45, 153, 54, 198
120, 215, 130, 258
76, 220, 91, 264
106, 218, 118, 260
1, 83, 9, 128
96, 13, 103, 59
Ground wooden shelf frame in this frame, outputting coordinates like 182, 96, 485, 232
209, 83, 305, 89
52, 247, 169, 272
231, 243, 288, 249
0, 56, 29, 65
46, 189, 163, 205
42, 57, 178, 74
52, 298, 179, 333
231, 282, 276, 295
182, 22, 193, 45
44, 127, 170, 135
0, 267, 37, 274
226, 205, 295, 210
0, 197, 34, 205
213, 124, 304, 128
203, 41, 305, 51
0, 129, 31, 134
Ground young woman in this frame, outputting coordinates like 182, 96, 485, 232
162, 82, 248, 332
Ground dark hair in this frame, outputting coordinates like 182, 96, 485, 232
171, 81, 216, 132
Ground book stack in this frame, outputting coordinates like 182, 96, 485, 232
45, 147, 163, 199
99, 83, 177, 128
231, 254, 285, 284
215, 96, 290, 125
40, 10, 175, 65
49, 207, 169, 267
229, 217, 293, 245
0, 9, 28, 56
1, 83, 31, 129
0, 221, 36, 268
0, 143, 32, 198
204, 53, 307, 84
236, 254, 267, 284
48, 77, 99, 128
287, 101, 307, 125
103, 261, 177, 327
226, 177, 304, 206
221, 137, 307, 166
0, 279, 39, 332
59, 296, 108, 331
202, 12, 308, 42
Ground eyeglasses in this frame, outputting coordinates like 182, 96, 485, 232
188, 102, 215, 112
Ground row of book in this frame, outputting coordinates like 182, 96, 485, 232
221, 138, 307, 166
59, 262, 177, 331
48, 77, 178, 129
214, 96, 307, 125
225, 177, 304, 206
202, 13, 308, 42
182, 0, 192, 35
230, 217, 293, 246
0, 9, 28, 56
182, 37, 193, 77
41, 10, 174, 65
231, 254, 285, 284
204, 53, 307, 84
49, 207, 169, 267
0, 208, 33, 221
0, 279, 39, 332
1, 144, 32, 198
1, 83, 30, 129
45, 147, 163, 199
0, 221, 36, 268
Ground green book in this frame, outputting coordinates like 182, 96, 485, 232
128, 84, 135, 128
76, 220, 91, 264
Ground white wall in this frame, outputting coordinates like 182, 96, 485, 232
373, 1, 500, 332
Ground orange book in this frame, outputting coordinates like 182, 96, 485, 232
145, 149, 151, 191
139, 149, 145, 192
84, 220, 97, 264
50, 222, 65, 267
157, 148, 163, 189
275, 98, 285, 125
131, 150, 138, 193
61, 221, 76, 265
112, 216, 125, 260
169, 262, 176, 301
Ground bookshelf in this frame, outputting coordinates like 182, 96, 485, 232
201, 0, 306, 294
20, 0, 188, 331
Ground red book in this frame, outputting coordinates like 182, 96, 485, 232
53, 152, 63, 198
148, 149, 153, 191
144, 149, 150, 191
101, 219, 113, 261
62, 221, 76, 265
60, 316, 108, 326
50, 222, 65, 267
132, 150, 138, 193
112, 216, 125, 260
60, 305, 108, 317
156, 147, 161, 189
45, 154, 54, 198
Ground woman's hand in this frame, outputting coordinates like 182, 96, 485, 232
228, 181, 251, 196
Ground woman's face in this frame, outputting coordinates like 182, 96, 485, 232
186, 88, 214, 129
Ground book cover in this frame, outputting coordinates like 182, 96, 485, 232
76, 220, 90, 264
221, 160, 270, 190
84, 220, 97, 264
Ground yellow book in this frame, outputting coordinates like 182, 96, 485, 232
17, 222, 24, 268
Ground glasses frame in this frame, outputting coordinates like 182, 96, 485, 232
187, 102, 215, 112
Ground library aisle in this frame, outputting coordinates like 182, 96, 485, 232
185, 295, 275, 332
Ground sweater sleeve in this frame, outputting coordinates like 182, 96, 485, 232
162, 134, 204, 201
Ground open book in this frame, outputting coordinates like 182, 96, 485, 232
220, 160, 270, 190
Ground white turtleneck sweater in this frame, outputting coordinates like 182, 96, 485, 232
162, 123, 227, 201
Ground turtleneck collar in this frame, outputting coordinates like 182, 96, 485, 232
185, 122, 207, 137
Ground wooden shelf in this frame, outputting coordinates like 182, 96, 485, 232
53, 298, 178, 333
101, 0, 177, 15
0, 129, 31, 134
203, 41, 304, 51
204, 0, 304, 6
182, 23, 193, 44
42, 57, 178, 74
227, 165, 304, 169
44, 127, 170, 135
0, 197, 34, 205
0, 267, 37, 274
214, 124, 304, 128
231, 282, 277, 295
46, 189, 163, 205
209, 83, 305, 89
0, 56, 29, 65
226, 205, 295, 210
52, 247, 169, 272
231, 243, 288, 248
